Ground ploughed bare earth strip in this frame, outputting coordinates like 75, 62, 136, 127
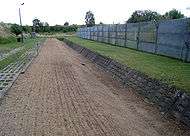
0, 38, 189, 136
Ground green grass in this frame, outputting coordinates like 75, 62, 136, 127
0, 38, 44, 70
63, 36, 190, 92
0, 49, 25, 70
0, 37, 20, 53
0, 36, 16, 44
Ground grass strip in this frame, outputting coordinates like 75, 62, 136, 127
62, 36, 190, 92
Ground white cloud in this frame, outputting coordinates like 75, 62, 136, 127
0, 0, 190, 25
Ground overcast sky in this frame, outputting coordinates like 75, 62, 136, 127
0, 0, 190, 26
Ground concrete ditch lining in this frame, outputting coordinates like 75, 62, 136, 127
0, 42, 43, 102
61, 38, 190, 127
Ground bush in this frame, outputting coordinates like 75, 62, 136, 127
127, 10, 163, 23
0, 36, 17, 44
10, 24, 22, 36
48, 25, 78, 33
164, 9, 184, 19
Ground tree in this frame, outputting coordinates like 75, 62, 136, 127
10, 24, 22, 35
85, 11, 95, 27
127, 10, 163, 23
23, 25, 32, 33
44, 22, 50, 32
39, 22, 45, 32
164, 9, 184, 19
64, 22, 69, 26
32, 18, 41, 32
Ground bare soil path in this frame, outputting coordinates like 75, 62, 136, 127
0, 38, 189, 136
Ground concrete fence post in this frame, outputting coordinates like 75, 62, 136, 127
89, 27, 90, 39
108, 25, 110, 43
90, 27, 92, 40
115, 24, 118, 45
80, 28, 81, 38
124, 23, 128, 47
85, 27, 87, 39
86, 28, 88, 39
184, 42, 190, 62
96, 26, 98, 40
92, 27, 94, 40
87, 27, 88, 39
83, 28, 85, 38
84, 28, 85, 38
97, 26, 100, 41
136, 22, 141, 50
102, 25, 104, 42
91, 27, 93, 40
154, 21, 159, 54
81, 28, 82, 38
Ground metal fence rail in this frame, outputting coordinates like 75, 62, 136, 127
77, 18, 190, 62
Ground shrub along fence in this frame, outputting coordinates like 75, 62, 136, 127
77, 18, 190, 62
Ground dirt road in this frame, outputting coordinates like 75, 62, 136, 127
0, 38, 189, 136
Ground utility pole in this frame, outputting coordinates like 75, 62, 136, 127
19, 3, 24, 43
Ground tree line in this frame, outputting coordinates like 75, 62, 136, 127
10, 8, 185, 36
127, 9, 184, 23
32, 18, 78, 33
10, 19, 78, 36
85, 9, 185, 27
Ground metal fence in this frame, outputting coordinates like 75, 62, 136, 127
77, 18, 190, 62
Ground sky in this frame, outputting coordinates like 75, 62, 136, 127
0, 0, 190, 26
